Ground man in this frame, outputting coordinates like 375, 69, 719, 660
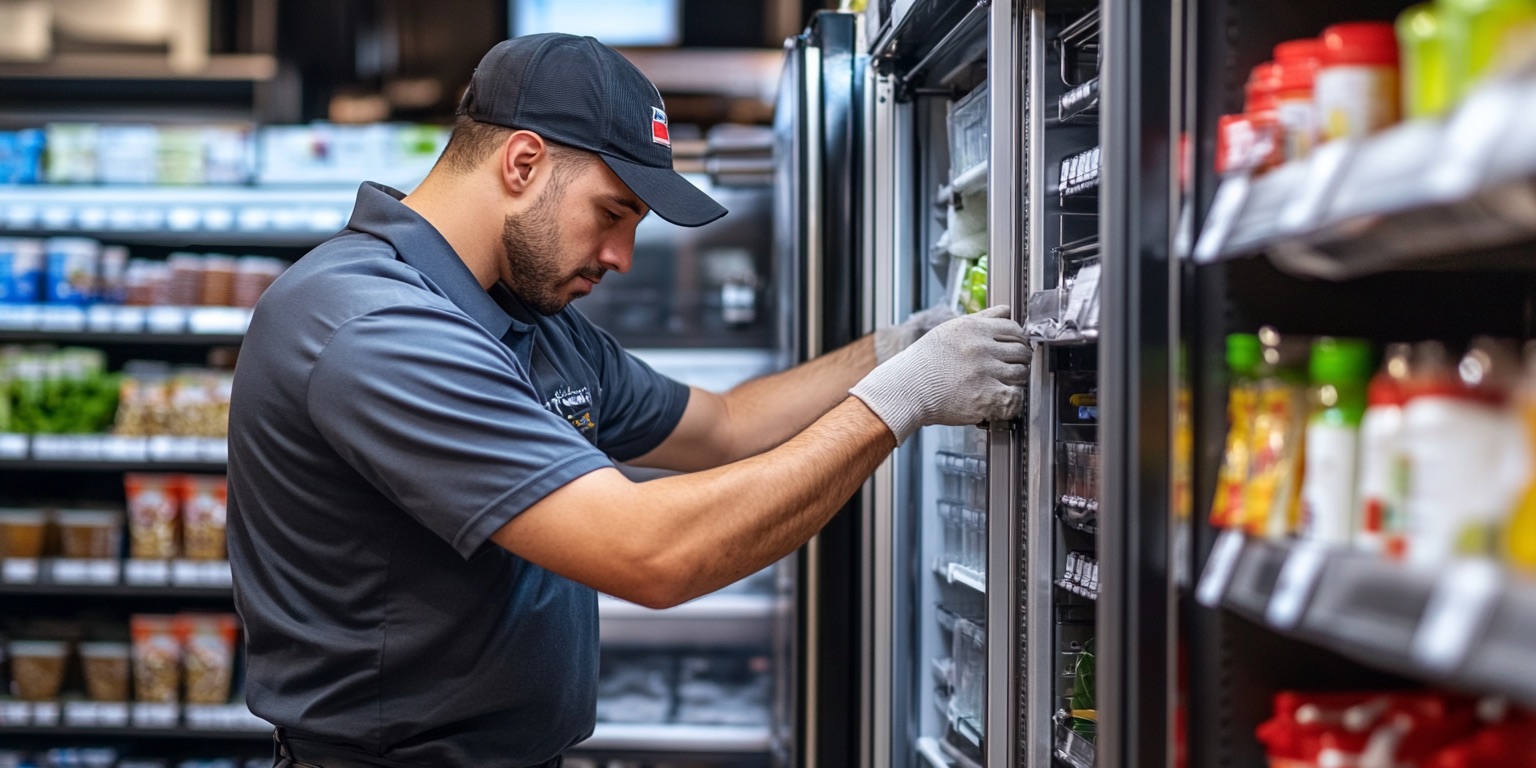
228, 33, 1031, 768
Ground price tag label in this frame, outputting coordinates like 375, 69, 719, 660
51, 558, 119, 585
199, 437, 229, 463
0, 701, 32, 725
1197, 529, 1247, 607
1266, 541, 1328, 629
96, 702, 129, 726
32, 701, 59, 726
112, 306, 147, 333
86, 305, 117, 332
3, 558, 40, 583
101, 435, 149, 462
124, 558, 171, 585
1192, 175, 1251, 263
0, 304, 30, 330
188, 307, 249, 335
1411, 559, 1503, 674
37, 305, 86, 332
131, 702, 179, 728
0, 433, 25, 459
64, 701, 99, 726
146, 306, 188, 334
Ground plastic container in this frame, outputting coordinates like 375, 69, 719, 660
78, 641, 131, 702
53, 509, 123, 560
1211, 334, 1263, 528
1298, 338, 1373, 545
43, 237, 100, 306
1241, 331, 1310, 539
0, 508, 48, 559
1401, 339, 1528, 564
8, 640, 69, 701
0, 238, 45, 304
1316, 22, 1402, 142
1398, 4, 1452, 118
1273, 38, 1324, 161
1505, 340, 1536, 571
130, 614, 181, 703
1355, 344, 1413, 555
1439, 0, 1536, 103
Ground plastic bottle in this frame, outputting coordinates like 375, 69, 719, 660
1438, 0, 1536, 103
1397, 4, 1452, 118
1273, 38, 1324, 161
1355, 344, 1413, 555
1504, 340, 1536, 570
1210, 333, 1263, 528
1315, 22, 1402, 142
1241, 330, 1310, 539
1400, 338, 1527, 565
1298, 338, 1373, 546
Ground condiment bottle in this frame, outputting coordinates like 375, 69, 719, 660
1211, 333, 1263, 528
1504, 340, 1536, 570
1273, 38, 1324, 161
1298, 337, 1373, 546
1397, 4, 1452, 118
1437, 0, 1536, 103
1316, 22, 1402, 142
1354, 343, 1412, 556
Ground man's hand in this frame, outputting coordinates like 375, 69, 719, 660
873, 304, 961, 364
850, 305, 1031, 443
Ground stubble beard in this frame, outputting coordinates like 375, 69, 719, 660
500, 190, 605, 316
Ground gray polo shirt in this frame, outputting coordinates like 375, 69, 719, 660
227, 182, 689, 767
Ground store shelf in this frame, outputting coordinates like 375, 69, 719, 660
917, 735, 953, 768
1056, 552, 1099, 601
0, 184, 356, 245
578, 722, 771, 753
1052, 710, 1097, 768
948, 161, 990, 198
0, 53, 279, 82
597, 593, 785, 648
0, 434, 227, 469
1191, 76, 1536, 278
0, 304, 249, 342
0, 558, 232, 592
939, 562, 987, 595
0, 701, 268, 737
1195, 531, 1536, 708
1056, 78, 1100, 125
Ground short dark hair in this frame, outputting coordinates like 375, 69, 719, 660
438, 115, 593, 181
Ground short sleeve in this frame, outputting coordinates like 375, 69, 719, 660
572, 316, 690, 462
306, 305, 614, 558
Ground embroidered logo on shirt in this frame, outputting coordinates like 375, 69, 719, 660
651, 107, 670, 148
545, 386, 597, 436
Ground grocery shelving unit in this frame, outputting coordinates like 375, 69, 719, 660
1177, 0, 1536, 765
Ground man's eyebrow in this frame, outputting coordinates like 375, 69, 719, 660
606, 194, 645, 217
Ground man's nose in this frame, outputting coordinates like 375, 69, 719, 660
599, 240, 633, 274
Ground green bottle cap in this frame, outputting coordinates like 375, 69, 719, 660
1226, 334, 1263, 376
1309, 337, 1374, 384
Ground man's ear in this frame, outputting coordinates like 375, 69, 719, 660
500, 130, 547, 198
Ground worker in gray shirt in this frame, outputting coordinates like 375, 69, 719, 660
228, 33, 1031, 768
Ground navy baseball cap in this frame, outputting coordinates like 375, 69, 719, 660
458, 34, 727, 227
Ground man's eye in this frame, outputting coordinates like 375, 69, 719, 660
604, 210, 621, 223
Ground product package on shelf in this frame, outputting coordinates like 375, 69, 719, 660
1257, 690, 1536, 767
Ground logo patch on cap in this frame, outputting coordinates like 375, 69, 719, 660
650, 107, 671, 148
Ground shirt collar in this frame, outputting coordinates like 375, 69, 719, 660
344, 182, 534, 339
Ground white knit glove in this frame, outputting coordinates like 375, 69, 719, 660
873, 304, 961, 364
851, 306, 1031, 444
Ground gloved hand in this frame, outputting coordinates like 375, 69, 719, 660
873, 304, 961, 364
851, 305, 1032, 444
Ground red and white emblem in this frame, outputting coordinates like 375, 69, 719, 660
651, 107, 671, 147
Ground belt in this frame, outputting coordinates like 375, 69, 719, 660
273, 728, 563, 768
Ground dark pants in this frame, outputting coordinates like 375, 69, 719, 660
272, 728, 563, 768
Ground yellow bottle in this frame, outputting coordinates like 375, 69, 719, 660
1506, 341, 1536, 569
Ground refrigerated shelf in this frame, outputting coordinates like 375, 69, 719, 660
1196, 531, 1536, 709
0, 305, 251, 341
597, 594, 785, 648
917, 735, 953, 768
1190, 76, 1536, 278
579, 723, 771, 752
0, 185, 357, 245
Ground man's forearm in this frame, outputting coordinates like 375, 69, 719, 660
629, 395, 892, 604
716, 335, 876, 457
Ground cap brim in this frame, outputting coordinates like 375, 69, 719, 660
600, 155, 728, 227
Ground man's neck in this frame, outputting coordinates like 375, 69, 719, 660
402, 172, 502, 290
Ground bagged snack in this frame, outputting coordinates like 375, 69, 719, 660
130, 614, 181, 703
125, 474, 179, 559
53, 509, 123, 559
180, 475, 227, 561
176, 613, 238, 705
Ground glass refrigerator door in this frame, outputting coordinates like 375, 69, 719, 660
865, 2, 1023, 766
